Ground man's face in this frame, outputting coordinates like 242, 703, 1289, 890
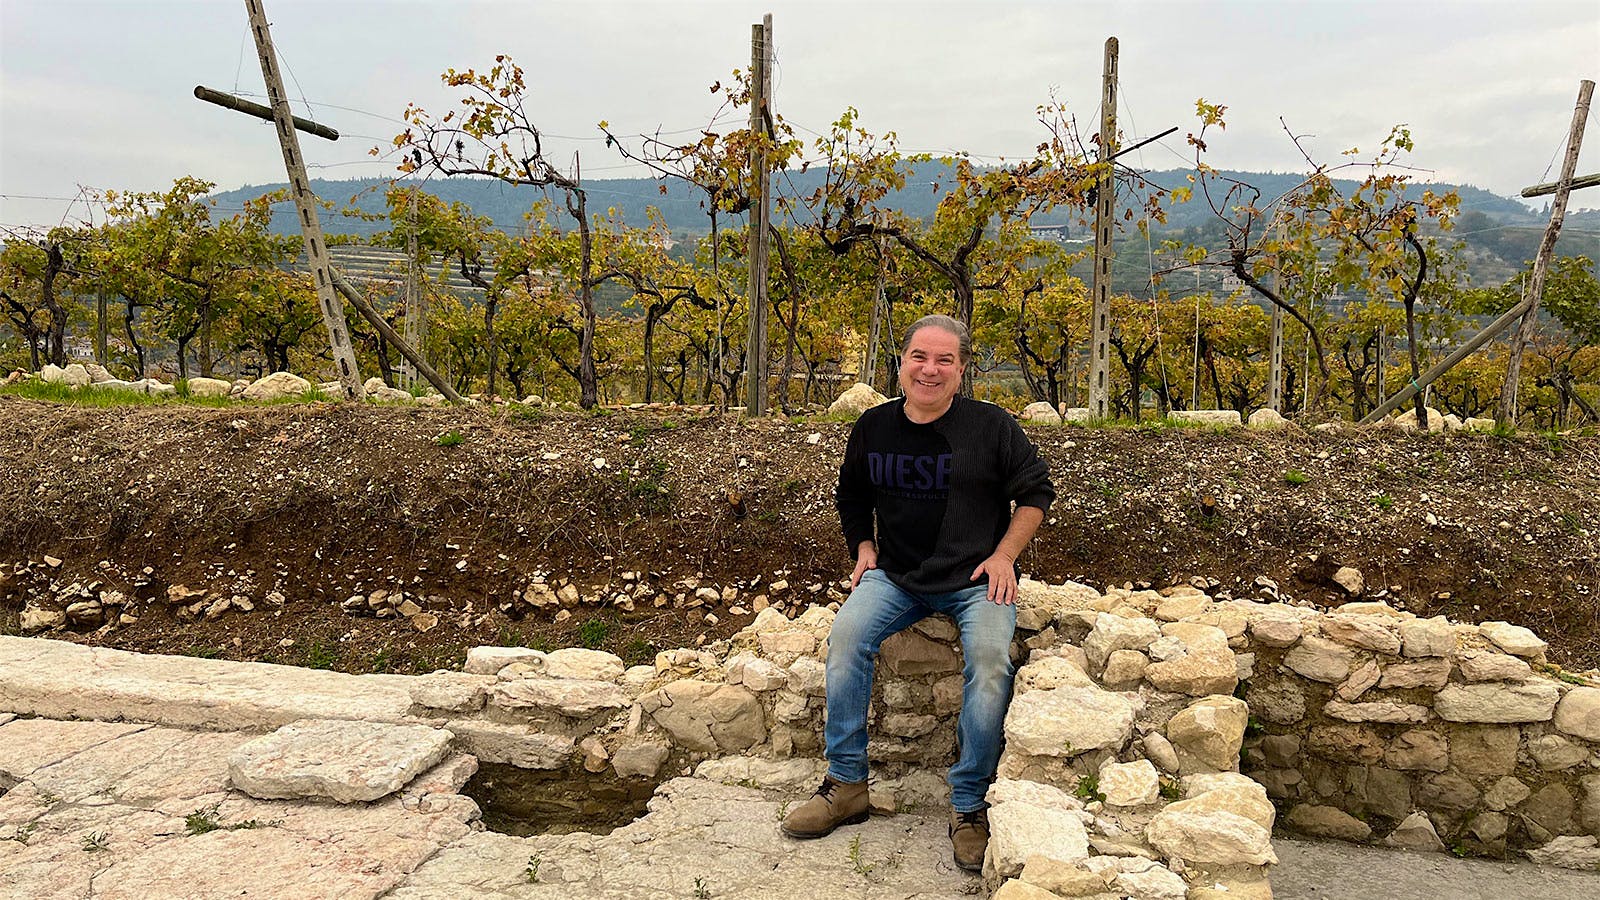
899, 326, 965, 412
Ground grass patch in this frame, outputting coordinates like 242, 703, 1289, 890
1073, 774, 1106, 804
1373, 494, 1394, 510
433, 429, 465, 447
1283, 470, 1311, 486
80, 831, 110, 852
576, 617, 615, 650
301, 640, 339, 670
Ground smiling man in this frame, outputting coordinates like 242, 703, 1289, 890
781, 314, 1056, 873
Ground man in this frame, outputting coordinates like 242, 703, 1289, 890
781, 314, 1055, 872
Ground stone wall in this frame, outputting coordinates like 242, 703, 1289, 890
434, 576, 1600, 881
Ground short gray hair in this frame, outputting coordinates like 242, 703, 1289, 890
900, 314, 971, 364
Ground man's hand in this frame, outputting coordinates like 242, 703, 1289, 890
970, 552, 1018, 605
850, 541, 879, 588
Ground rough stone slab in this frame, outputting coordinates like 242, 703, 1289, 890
445, 720, 574, 769
488, 677, 629, 718
229, 720, 454, 803
389, 777, 981, 899
0, 636, 415, 730
1435, 680, 1560, 723
464, 646, 547, 675
1004, 685, 1135, 756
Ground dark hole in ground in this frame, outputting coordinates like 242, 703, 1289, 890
464, 762, 659, 836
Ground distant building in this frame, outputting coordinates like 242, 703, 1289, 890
1027, 222, 1077, 243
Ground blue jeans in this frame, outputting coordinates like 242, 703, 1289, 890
823, 568, 1017, 812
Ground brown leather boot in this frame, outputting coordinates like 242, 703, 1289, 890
949, 808, 990, 871
780, 775, 870, 839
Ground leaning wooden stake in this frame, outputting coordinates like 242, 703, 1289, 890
241, 0, 363, 400
329, 270, 463, 405
1496, 79, 1594, 427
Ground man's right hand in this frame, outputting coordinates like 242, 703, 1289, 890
849, 541, 878, 588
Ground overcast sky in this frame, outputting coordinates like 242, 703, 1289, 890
2, 0, 1596, 230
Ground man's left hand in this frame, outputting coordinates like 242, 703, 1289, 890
970, 554, 1018, 605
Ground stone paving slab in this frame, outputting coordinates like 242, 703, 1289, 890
229, 719, 455, 803
0, 717, 478, 900
0, 636, 414, 731
389, 777, 983, 899
1271, 836, 1600, 899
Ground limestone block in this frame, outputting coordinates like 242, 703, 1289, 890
1020, 401, 1064, 425
1418, 772, 1480, 811
1457, 650, 1533, 682
1484, 776, 1532, 811
1322, 700, 1431, 725
442, 721, 573, 769
1142, 733, 1180, 774
1582, 774, 1600, 837
990, 880, 1064, 900
1113, 864, 1188, 900
1247, 408, 1288, 429
1246, 679, 1307, 725
1169, 409, 1241, 427
933, 674, 964, 717
1166, 696, 1248, 773
986, 797, 1091, 878
1143, 622, 1237, 696
640, 679, 765, 753
1257, 734, 1300, 768
1322, 614, 1402, 655
1155, 594, 1210, 622
1450, 725, 1519, 776
19, 604, 64, 633
1249, 613, 1304, 648
1435, 680, 1559, 723
177, 378, 231, 402
879, 629, 961, 676
1394, 406, 1444, 433
1306, 724, 1384, 765
786, 657, 827, 696
1526, 836, 1600, 871
724, 655, 788, 692
1378, 657, 1452, 691
241, 371, 312, 401
408, 673, 493, 712
543, 647, 625, 681
1554, 687, 1600, 742
611, 740, 671, 778
39, 363, 66, 383
1019, 856, 1114, 897
1363, 766, 1413, 821
1285, 804, 1372, 841
1529, 734, 1590, 770
882, 713, 939, 739
988, 777, 1087, 811
757, 629, 816, 665
1082, 613, 1160, 672
1004, 685, 1135, 757
228, 719, 452, 803
1401, 617, 1457, 657
1145, 783, 1275, 867
489, 677, 629, 718
1382, 812, 1445, 852
1478, 621, 1548, 659
694, 756, 826, 791
1331, 566, 1365, 596
1283, 635, 1353, 683
1100, 649, 1148, 690
463, 646, 546, 675
1335, 659, 1382, 701
1385, 729, 1449, 772
1015, 655, 1096, 692
1525, 783, 1578, 836
1099, 759, 1160, 806
828, 382, 889, 415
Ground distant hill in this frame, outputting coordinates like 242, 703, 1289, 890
211, 165, 1599, 290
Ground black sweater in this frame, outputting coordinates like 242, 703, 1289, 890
836, 396, 1056, 595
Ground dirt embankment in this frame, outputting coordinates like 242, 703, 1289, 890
1, 397, 1596, 671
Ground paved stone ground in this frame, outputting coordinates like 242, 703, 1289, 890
392, 778, 983, 900
1271, 837, 1600, 900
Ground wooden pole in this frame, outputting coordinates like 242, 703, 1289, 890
241, 0, 363, 399
1086, 36, 1118, 419
1496, 79, 1593, 427
1521, 172, 1600, 198
329, 269, 462, 404
743, 14, 773, 414
193, 85, 339, 141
